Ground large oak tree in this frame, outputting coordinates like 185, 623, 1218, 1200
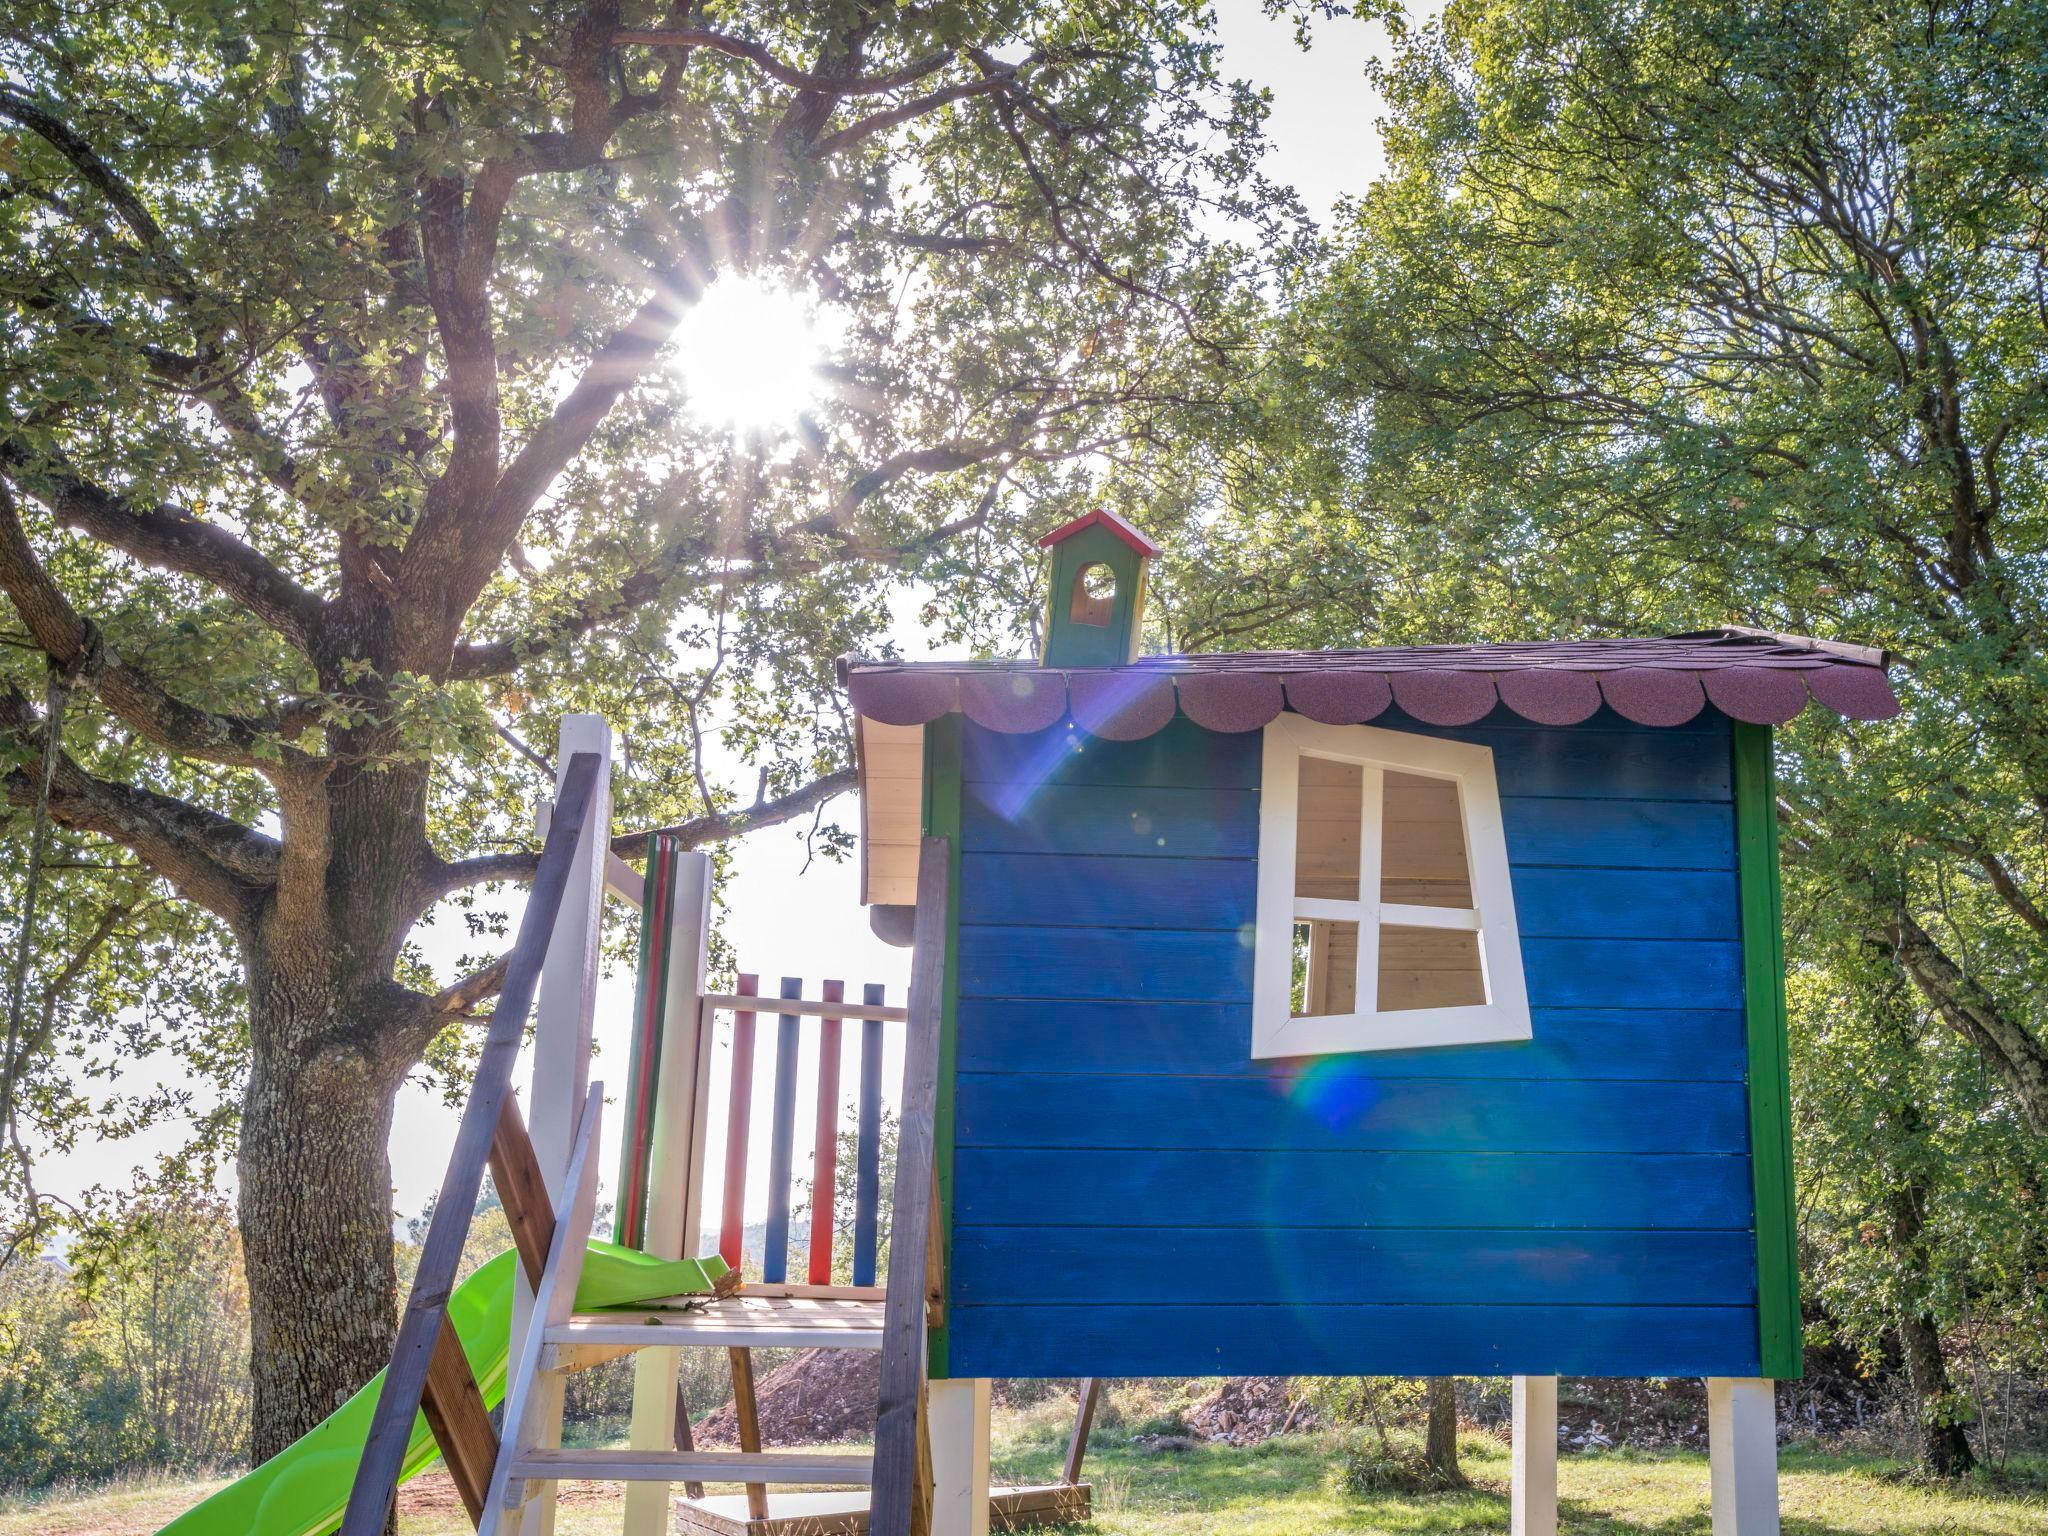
0, 0, 1292, 1452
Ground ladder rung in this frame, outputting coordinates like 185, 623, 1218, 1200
509, 1448, 874, 1484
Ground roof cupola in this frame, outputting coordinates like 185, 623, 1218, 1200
1036, 508, 1161, 668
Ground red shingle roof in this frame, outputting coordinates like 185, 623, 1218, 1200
839, 628, 1899, 738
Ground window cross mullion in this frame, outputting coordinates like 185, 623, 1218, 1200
1357, 764, 1384, 1020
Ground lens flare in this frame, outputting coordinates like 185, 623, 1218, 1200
670, 273, 841, 436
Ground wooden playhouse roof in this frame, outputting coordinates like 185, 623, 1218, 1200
840, 627, 1899, 740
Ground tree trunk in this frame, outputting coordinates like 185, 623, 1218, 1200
237, 963, 407, 1462
1423, 1376, 1464, 1486
1883, 1172, 1977, 1478
1896, 1308, 1976, 1476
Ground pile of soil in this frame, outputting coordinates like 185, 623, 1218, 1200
1185, 1377, 1316, 1445
696, 1347, 881, 1446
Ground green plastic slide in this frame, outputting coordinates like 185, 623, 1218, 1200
160, 1242, 729, 1536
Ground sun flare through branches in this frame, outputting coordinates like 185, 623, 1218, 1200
669, 273, 843, 438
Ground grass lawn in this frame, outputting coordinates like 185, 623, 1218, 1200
4, 1424, 2041, 1536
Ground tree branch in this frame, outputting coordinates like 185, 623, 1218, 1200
616, 765, 859, 858
0, 439, 326, 649
1882, 907, 2048, 1133
0, 684, 275, 927
0, 479, 310, 770
409, 765, 858, 912
0, 87, 200, 301
614, 28, 951, 97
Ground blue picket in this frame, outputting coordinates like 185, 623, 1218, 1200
762, 975, 802, 1284
853, 983, 885, 1287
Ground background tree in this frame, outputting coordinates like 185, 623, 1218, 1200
1422, 1375, 1463, 1487
1262, 0, 2048, 1128
0, 1188, 250, 1487
1136, 0, 2048, 1471
0, 0, 1297, 1452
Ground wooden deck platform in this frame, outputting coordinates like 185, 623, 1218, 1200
546, 1294, 887, 1362
673, 1483, 1092, 1536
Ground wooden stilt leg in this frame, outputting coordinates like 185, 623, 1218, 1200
729, 1346, 769, 1520
1511, 1376, 1557, 1536
673, 1382, 706, 1500
1708, 1377, 1780, 1536
928, 1378, 991, 1536
910, 1379, 935, 1536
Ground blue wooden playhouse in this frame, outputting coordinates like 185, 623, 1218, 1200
843, 510, 1899, 1390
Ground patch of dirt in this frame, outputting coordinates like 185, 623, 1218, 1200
397, 1469, 612, 1514
1184, 1378, 1317, 1445
696, 1346, 881, 1446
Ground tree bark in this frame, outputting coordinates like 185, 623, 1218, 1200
1886, 1181, 1977, 1477
1895, 1306, 1976, 1476
237, 961, 408, 1462
1423, 1376, 1464, 1486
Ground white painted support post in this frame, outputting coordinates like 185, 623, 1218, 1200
513, 715, 613, 1536
1708, 1378, 1780, 1536
622, 851, 715, 1536
929, 1378, 992, 1536
1511, 1375, 1557, 1536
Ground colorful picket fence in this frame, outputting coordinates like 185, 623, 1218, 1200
712, 973, 900, 1287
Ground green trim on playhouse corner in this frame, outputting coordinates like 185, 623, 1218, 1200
1734, 721, 1802, 1379
613, 833, 674, 1249
921, 712, 964, 1379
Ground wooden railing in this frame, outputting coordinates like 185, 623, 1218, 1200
870, 836, 950, 1536
702, 976, 905, 1286
339, 752, 603, 1536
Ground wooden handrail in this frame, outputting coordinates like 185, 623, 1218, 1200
699, 991, 908, 1022
869, 836, 950, 1536
340, 752, 604, 1536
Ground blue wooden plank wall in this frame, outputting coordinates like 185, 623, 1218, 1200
945, 708, 1761, 1379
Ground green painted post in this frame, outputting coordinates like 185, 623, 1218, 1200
921, 712, 964, 1378
1733, 722, 1803, 1379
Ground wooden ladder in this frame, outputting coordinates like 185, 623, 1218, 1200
341, 812, 952, 1536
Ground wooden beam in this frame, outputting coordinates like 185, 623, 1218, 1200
421, 1314, 499, 1525
719, 974, 759, 1269
341, 752, 602, 1536
729, 1346, 769, 1520
763, 975, 803, 1284
853, 986, 886, 1287
490, 1096, 554, 1289
674, 1393, 708, 1500
1733, 723, 1802, 1378
871, 837, 949, 1536
1062, 1380, 1100, 1488
478, 1085, 605, 1534
1708, 1377, 1781, 1536
701, 992, 908, 1023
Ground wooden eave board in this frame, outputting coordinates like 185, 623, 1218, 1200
860, 717, 924, 906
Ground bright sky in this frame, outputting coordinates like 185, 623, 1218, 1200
37, 3, 1421, 1245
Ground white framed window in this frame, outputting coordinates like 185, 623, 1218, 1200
1251, 715, 1531, 1058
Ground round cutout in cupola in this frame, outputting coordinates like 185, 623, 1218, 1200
1070, 561, 1118, 626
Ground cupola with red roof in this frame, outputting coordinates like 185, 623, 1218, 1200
1037, 507, 1160, 668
